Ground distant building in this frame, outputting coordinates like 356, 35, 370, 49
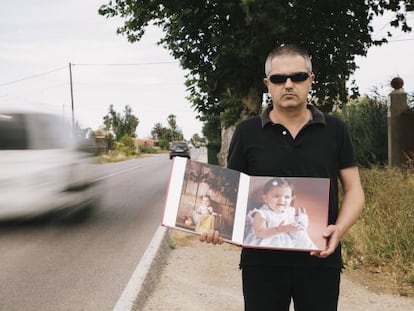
135, 138, 157, 148
94, 129, 108, 152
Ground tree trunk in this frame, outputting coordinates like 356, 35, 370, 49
217, 125, 235, 167
217, 88, 262, 167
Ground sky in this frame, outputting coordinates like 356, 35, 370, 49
1, 1, 413, 139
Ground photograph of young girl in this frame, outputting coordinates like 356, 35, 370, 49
243, 177, 329, 251
173, 160, 240, 240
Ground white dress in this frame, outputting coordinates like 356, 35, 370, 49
243, 205, 318, 250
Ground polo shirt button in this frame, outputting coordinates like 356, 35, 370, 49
282, 130, 287, 135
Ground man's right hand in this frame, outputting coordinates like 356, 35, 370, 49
199, 229, 224, 245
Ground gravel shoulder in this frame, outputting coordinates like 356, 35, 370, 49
141, 230, 414, 311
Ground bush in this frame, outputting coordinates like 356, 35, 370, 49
97, 150, 138, 163
336, 97, 388, 167
207, 142, 221, 165
114, 135, 137, 155
158, 139, 170, 150
139, 144, 156, 154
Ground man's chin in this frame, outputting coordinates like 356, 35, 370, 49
278, 101, 304, 110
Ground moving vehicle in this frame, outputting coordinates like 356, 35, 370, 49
0, 110, 101, 221
169, 141, 191, 159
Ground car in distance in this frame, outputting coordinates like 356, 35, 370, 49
0, 110, 101, 221
169, 141, 191, 159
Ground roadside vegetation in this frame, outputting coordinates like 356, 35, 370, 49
336, 97, 414, 297
343, 164, 414, 297
92, 106, 181, 163
91, 105, 205, 164
96, 147, 167, 164
96, 151, 141, 164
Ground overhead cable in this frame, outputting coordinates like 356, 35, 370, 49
0, 65, 67, 87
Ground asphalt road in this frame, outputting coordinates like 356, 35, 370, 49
0, 149, 202, 311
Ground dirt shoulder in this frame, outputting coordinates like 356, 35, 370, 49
141, 230, 414, 311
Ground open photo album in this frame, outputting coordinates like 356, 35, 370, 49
162, 157, 330, 251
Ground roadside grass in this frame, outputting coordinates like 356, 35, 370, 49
168, 229, 195, 249
343, 164, 414, 297
96, 149, 168, 164
96, 151, 141, 163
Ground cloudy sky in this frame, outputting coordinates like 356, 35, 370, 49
1, 1, 413, 139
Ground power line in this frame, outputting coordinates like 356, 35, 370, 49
0, 61, 180, 87
72, 61, 179, 66
0, 82, 68, 99
0, 65, 67, 87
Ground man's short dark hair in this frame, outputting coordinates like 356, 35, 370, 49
265, 44, 312, 76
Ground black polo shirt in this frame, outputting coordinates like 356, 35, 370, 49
227, 104, 357, 268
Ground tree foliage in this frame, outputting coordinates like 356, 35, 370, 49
102, 105, 139, 153
151, 122, 167, 140
150, 114, 184, 142
334, 97, 388, 167
114, 134, 137, 155
99, 1, 413, 135
103, 104, 139, 140
190, 133, 202, 147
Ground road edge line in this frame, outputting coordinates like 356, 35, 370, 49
112, 225, 169, 311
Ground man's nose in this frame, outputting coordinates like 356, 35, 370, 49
284, 78, 294, 87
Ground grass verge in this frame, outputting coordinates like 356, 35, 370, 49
343, 165, 414, 297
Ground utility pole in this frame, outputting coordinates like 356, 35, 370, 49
69, 62, 75, 127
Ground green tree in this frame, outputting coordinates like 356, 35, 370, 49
103, 104, 139, 141
190, 133, 201, 147
99, 1, 412, 117
99, 1, 412, 162
114, 134, 137, 155
337, 97, 388, 167
167, 114, 184, 141
151, 122, 170, 149
167, 114, 178, 132
103, 105, 139, 152
151, 122, 167, 140
151, 115, 184, 142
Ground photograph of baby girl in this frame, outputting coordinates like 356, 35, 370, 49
243, 176, 329, 251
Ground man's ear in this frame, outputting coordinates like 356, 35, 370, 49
263, 77, 270, 88
310, 73, 315, 83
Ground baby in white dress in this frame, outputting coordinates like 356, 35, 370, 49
244, 177, 317, 250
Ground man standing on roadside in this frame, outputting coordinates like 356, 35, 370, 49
200, 44, 365, 311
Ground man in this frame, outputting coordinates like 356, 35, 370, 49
200, 44, 365, 311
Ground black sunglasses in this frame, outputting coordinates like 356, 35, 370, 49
268, 72, 310, 84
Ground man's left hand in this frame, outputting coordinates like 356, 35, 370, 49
310, 224, 342, 258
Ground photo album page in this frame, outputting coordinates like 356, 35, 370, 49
162, 157, 330, 251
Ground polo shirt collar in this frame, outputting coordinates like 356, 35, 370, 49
260, 104, 326, 128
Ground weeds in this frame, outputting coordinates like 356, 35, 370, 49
169, 229, 194, 247
343, 165, 414, 296
96, 151, 141, 163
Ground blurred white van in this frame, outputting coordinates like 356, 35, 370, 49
0, 110, 101, 221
